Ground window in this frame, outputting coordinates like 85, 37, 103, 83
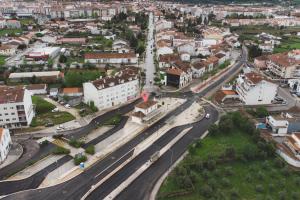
3, 107, 7, 110
11, 113, 15, 115
12, 118, 16, 121
5, 113, 8, 116
6, 119, 9, 121
10, 107, 13, 109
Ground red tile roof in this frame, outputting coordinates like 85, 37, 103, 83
85, 53, 136, 59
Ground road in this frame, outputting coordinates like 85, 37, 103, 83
2, 44, 248, 200
143, 12, 155, 92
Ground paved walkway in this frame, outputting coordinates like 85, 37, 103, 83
0, 143, 23, 170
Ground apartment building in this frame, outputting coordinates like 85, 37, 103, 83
0, 128, 11, 163
267, 50, 300, 79
236, 72, 278, 105
0, 86, 35, 129
83, 67, 139, 109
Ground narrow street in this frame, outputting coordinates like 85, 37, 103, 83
143, 12, 155, 92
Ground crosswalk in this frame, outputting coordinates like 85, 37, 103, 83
52, 139, 66, 148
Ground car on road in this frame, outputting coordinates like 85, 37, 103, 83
56, 125, 65, 131
45, 122, 54, 127
205, 113, 210, 119
51, 108, 59, 112
65, 104, 71, 109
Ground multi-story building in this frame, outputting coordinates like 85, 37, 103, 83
84, 53, 138, 65
236, 72, 278, 105
0, 86, 35, 129
267, 50, 300, 79
0, 128, 11, 163
83, 67, 139, 109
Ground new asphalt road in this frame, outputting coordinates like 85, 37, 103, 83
2, 47, 248, 200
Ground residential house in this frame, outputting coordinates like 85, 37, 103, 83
9, 71, 64, 83
0, 45, 17, 56
266, 115, 289, 135
26, 84, 47, 95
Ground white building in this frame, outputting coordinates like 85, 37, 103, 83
131, 100, 160, 124
26, 84, 47, 95
0, 86, 35, 129
0, 128, 11, 163
83, 68, 139, 109
0, 45, 17, 56
84, 53, 138, 65
266, 115, 289, 135
26, 47, 61, 60
236, 72, 278, 105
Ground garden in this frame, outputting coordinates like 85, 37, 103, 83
158, 112, 300, 200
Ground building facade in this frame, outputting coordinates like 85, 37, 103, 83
0, 128, 11, 163
0, 86, 35, 129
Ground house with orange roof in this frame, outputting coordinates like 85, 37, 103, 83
164, 62, 192, 88
0, 128, 11, 163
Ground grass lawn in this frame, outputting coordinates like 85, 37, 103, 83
158, 112, 300, 200
20, 18, 35, 25
31, 112, 75, 127
0, 55, 8, 66
0, 29, 22, 37
32, 96, 55, 114
273, 36, 300, 53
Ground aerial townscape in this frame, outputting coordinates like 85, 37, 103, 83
1, 0, 300, 200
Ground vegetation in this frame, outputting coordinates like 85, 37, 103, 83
0, 29, 22, 37
69, 139, 85, 148
31, 112, 75, 127
74, 154, 87, 165
76, 102, 98, 117
103, 114, 122, 125
53, 146, 70, 155
85, 145, 95, 155
158, 112, 299, 200
218, 60, 231, 69
274, 36, 300, 53
32, 96, 55, 114
246, 106, 269, 118
226, 13, 268, 19
0, 55, 7, 66
64, 70, 104, 87
248, 45, 262, 60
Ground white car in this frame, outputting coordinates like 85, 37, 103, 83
205, 113, 210, 119
56, 125, 65, 131
65, 104, 71, 109
51, 108, 59, 112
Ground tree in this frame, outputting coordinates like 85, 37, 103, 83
208, 124, 219, 136
256, 106, 268, 118
59, 55, 67, 63
219, 115, 234, 133
248, 45, 262, 60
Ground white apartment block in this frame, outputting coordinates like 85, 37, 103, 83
0, 128, 11, 163
83, 68, 139, 109
236, 72, 278, 105
0, 86, 35, 129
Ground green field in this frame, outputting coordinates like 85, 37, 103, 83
274, 37, 300, 53
0, 29, 22, 37
158, 112, 300, 200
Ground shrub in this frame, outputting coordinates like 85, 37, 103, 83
201, 184, 213, 198
230, 188, 239, 199
53, 146, 70, 155
221, 177, 231, 187
255, 184, 264, 193
74, 154, 87, 165
278, 190, 287, 200
294, 177, 300, 186
69, 139, 84, 148
40, 140, 49, 147
85, 145, 95, 155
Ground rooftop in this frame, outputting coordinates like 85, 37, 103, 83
85, 52, 136, 59
0, 86, 25, 104
135, 100, 158, 109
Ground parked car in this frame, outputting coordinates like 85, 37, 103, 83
56, 124, 65, 131
51, 108, 59, 112
45, 122, 54, 127
65, 104, 71, 109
